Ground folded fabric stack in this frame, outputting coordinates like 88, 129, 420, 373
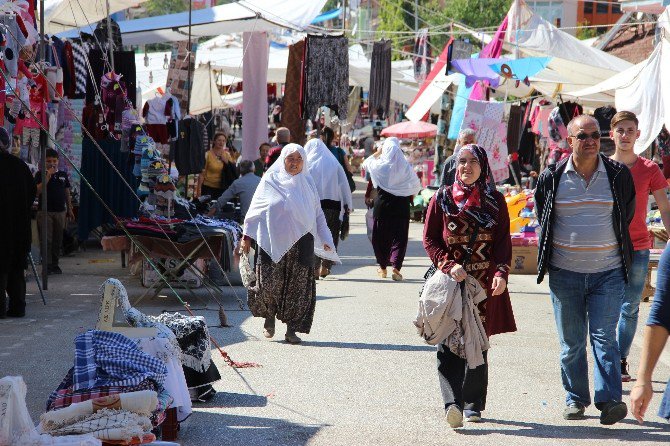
44, 329, 171, 443
40, 391, 158, 445
0, 376, 101, 446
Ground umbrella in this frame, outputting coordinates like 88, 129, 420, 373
380, 121, 438, 139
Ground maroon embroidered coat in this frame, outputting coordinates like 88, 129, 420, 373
423, 191, 517, 337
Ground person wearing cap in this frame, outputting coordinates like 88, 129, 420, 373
535, 114, 636, 425
609, 111, 670, 383
0, 127, 36, 317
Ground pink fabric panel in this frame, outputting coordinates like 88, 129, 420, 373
242, 32, 270, 161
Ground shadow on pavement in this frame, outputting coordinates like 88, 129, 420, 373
457, 417, 670, 441
296, 340, 434, 352
183, 411, 322, 446
194, 391, 268, 408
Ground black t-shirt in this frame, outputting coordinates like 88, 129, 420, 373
35, 170, 70, 212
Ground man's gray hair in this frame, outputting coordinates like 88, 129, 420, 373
458, 128, 477, 142
275, 127, 291, 144
239, 160, 254, 175
567, 114, 600, 135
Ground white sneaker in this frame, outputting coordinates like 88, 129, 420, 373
446, 405, 464, 428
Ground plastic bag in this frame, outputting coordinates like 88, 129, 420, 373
239, 250, 256, 288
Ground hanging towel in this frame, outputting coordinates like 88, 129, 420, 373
242, 32, 269, 161
302, 35, 349, 121
369, 40, 392, 119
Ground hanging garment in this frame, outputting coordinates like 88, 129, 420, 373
242, 32, 269, 161
470, 16, 508, 101
506, 104, 525, 154
62, 40, 76, 97
94, 18, 122, 51
413, 28, 431, 83
78, 137, 138, 241
142, 95, 172, 143
302, 35, 349, 121
0, 15, 27, 77
86, 49, 137, 107
362, 137, 421, 197
100, 72, 127, 133
369, 40, 392, 119
460, 100, 509, 183
281, 39, 306, 145
172, 118, 205, 175
71, 39, 93, 98
594, 105, 617, 136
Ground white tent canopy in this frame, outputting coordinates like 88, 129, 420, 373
43, 0, 149, 34
56, 0, 326, 46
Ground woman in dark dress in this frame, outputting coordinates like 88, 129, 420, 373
363, 137, 421, 281
423, 144, 517, 427
240, 144, 337, 344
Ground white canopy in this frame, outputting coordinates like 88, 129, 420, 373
568, 8, 670, 154
43, 0, 149, 34
56, 0, 326, 46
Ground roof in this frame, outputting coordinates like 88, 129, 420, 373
601, 23, 656, 63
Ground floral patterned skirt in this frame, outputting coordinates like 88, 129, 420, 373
247, 234, 316, 334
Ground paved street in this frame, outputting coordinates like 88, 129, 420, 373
1, 185, 669, 445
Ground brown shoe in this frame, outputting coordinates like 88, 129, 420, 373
377, 268, 387, 278
319, 266, 331, 278
392, 269, 403, 281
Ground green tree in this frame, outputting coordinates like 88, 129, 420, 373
145, 0, 188, 16
375, 0, 415, 58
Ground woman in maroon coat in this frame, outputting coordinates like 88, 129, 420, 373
423, 144, 517, 427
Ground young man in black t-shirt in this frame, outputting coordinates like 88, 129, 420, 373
35, 149, 74, 274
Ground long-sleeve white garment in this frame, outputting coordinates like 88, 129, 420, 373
414, 272, 490, 368
244, 144, 339, 264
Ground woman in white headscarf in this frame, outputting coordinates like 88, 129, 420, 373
303, 138, 353, 278
240, 144, 339, 344
363, 137, 422, 281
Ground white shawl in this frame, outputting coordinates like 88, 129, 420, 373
362, 137, 422, 197
243, 144, 339, 264
303, 138, 353, 212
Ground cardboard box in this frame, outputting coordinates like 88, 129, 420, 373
511, 245, 538, 275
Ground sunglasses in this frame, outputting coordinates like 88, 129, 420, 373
572, 132, 601, 141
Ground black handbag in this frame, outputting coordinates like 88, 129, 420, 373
340, 206, 350, 240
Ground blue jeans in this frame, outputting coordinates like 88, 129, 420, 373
548, 266, 625, 407
617, 249, 650, 359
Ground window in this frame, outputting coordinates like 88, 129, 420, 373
612, 3, 621, 14
583, 1, 593, 14
596, 3, 609, 14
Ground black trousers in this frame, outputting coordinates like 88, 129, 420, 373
437, 343, 488, 412
0, 265, 27, 317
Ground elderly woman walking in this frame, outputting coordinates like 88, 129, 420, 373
304, 138, 353, 278
423, 144, 517, 427
240, 144, 338, 344
363, 137, 421, 281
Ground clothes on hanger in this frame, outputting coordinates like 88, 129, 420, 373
369, 40, 392, 119
301, 35, 349, 121
86, 49, 137, 107
142, 94, 173, 144
172, 118, 205, 176
100, 71, 127, 134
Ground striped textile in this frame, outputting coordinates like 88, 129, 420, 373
73, 330, 167, 392
550, 156, 621, 273
71, 40, 92, 96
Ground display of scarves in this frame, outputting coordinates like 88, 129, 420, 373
369, 40, 391, 119
413, 28, 431, 83
282, 39, 307, 145
72, 330, 167, 392
302, 35, 349, 121
150, 313, 213, 373
460, 100, 509, 183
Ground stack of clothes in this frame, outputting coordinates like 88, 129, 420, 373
44, 330, 172, 445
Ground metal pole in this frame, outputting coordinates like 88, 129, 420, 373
106, 0, 114, 71
343, 0, 348, 31
414, 0, 418, 32
39, 0, 48, 290
187, 0, 193, 115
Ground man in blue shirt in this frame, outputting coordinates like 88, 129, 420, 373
631, 247, 670, 423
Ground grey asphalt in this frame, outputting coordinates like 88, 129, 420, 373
1, 182, 669, 445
